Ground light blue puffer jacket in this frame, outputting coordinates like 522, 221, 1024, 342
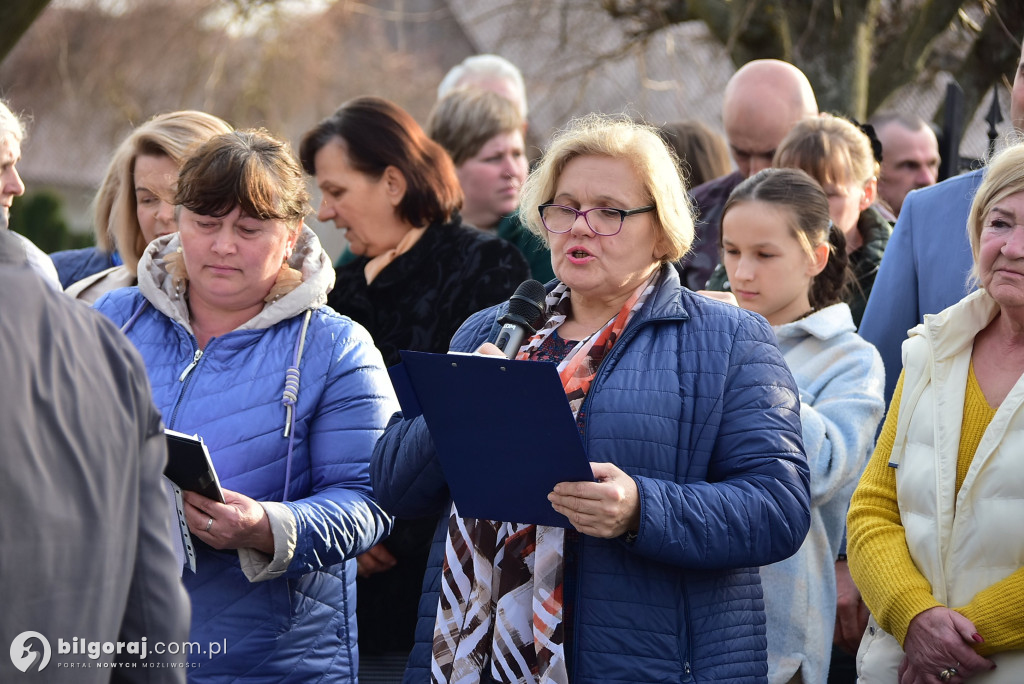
95, 228, 397, 683
372, 264, 811, 683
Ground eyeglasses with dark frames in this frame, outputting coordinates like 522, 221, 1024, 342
537, 204, 656, 236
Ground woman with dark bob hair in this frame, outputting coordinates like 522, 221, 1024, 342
371, 114, 811, 683
300, 97, 529, 674
94, 129, 397, 682
300, 96, 529, 366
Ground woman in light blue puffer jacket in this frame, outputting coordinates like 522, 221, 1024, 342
95, 130, 396, 682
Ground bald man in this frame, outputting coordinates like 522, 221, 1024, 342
870, 113, 940, 217
678, 59, 818, 290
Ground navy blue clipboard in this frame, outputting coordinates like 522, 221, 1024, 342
389, 350, 593, 527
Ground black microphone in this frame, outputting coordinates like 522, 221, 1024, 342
492, 279, 547, 359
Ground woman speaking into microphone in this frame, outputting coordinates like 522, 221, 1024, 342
371, 114, 812, 683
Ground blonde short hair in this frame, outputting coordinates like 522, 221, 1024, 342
968, 141, 1024, 288
427, 89, 523, 166
774, 114, 878, 188
517, 114, 694, 263
93, 110, 232, 273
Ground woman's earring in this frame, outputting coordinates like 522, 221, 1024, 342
162, 246, 189, 299
264, 260, 303, 303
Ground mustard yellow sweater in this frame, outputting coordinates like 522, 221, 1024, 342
847, 366, 1024, 656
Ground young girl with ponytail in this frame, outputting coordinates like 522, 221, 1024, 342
705, 114, 890, 327
702, 167, 885, 684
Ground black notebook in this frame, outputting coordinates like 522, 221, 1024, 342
164, 429, 225, 503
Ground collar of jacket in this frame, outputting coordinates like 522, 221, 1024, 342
851, 207, 892, 275
487, 262, 692, 341
0, 228, 28, 265
773, 302, 856, 342
632, 261, 692, 326
910, 288, 999, 363
136, 224, 335, 335
889, 288, 997, 469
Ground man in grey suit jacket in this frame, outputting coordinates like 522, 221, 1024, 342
0, 228, 189, 683
859, 39, 1024, 404
858, 168, 985, 402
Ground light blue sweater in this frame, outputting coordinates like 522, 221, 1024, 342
762, 303, 885, 684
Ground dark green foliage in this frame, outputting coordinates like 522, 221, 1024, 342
9, 190, 93, 253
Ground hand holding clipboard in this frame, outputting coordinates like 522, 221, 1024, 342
389, 351, 594, 528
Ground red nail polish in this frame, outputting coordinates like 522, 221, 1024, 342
972, 632, 985, 643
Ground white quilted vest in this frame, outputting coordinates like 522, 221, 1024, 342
857, 290, 1024, 683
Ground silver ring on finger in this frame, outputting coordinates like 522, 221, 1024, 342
205, 517, 214, 532
939, 666, 958, 682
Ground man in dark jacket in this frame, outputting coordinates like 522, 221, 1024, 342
0, 229, 190, 683
678, 59, 818, 290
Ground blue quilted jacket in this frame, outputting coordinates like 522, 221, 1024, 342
371, 264, 811, 683
50, 245, 119, 289
95, 228, 397, 683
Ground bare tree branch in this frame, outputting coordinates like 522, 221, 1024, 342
726, 0, 788, 65
687, 0, 731, 45
1, 0, 51, 63
599, 0, 730, 43
593, 0, 1011, 120
867, 0, 966, 112
943, 1, 1024, 130
781, 0, 877, 117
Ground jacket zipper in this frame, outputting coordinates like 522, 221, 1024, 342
169, 343, 204, 429
178, 348, 203, 381
681, 581, 693, 681
569, 300, 690, 676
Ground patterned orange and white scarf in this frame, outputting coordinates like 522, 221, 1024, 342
430, 273, 657, 684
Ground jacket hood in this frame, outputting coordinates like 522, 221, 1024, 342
773, 302, 856, 343
137, 225, 335, 334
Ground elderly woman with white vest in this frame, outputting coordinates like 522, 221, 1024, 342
847, 142, 1024, 684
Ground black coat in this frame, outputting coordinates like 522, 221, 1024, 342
328, 216, 530, 367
